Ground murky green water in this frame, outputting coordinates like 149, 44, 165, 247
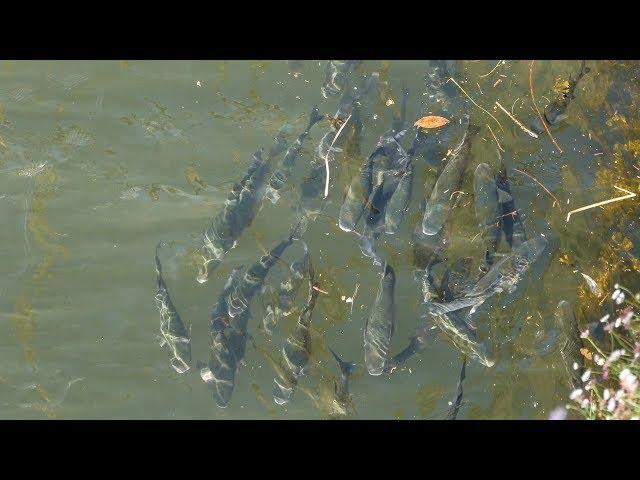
1, 60, 638, 419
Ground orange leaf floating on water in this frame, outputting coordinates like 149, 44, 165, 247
414, 115, 450, 129
580, 348, 593, 361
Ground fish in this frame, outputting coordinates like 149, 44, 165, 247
428, 309, 495, 368
531, 60, 590, 133
473, 163, 502, 272
555, 300, 584, 390
429, 235, 549, 316
154, 242, 192, 374
446, 357, 467, 420
298, 73, 379, 219
273, 246, 318, 405
197, 133, 288, 283
321, 60, 362, 98
200, 266, 247, 408
408, 61, 469, 163
277, 243, 311, 318
265, 106, 324, 204
226, 222, 302, 319
329, 348, 358, 408
364, 263, 396, 375
421, 125, 481, 236
495, 155, 527, 249
384, 162, 414, 235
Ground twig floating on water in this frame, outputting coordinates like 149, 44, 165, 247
565, 185, 637, 222
487, 123, 504, 152
312, 285, 329, 295
479, 60, 503, 79
513, 167, 562, 210
446, 77, 503, 132
324, 113, 352, 199
495, 101, 538, 138
529, 60, 563, 154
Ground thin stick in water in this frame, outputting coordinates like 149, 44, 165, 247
512, 167, 562, 210
323, 113, 352, 199
495, 101, 539, 138
487, 123, 504, 152
529, 60, 563, 154
566, 185, 637, 222
479, 60, 503, 79
446, 77, 504, 132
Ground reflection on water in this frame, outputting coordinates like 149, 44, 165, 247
0, 60, 638, 419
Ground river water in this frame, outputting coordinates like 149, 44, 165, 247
0, 60, 638, 419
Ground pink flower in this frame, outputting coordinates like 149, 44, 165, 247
619, 369, 638, 394
548, 406, 567, 420
618, 307, 633, 329
569, 389, 583, 402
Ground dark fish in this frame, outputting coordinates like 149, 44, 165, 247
321, 60, 362, 98
298, 73, 379, 219
446, 357, 467, 420
412, 200, 449, 271
226, 223, 301, 319
408, 61, 468, 162
428, 309, 495, 367
531, 60, 589, 134
421, 125, 480, 236
198, 134, 288, 283
473, 163, 501, 271
495, 156, 527, 249
329, 348, 358, 407
265, 106, 324, 204
384, 162, 414, 235
200, 266, 246, 408
338, 150, 374, 232
555, 300, 584, 390
430, 235, 549, 316
273, 247, 318, 405
364, 263, 396, 375
277, 243, 311, 318
154, 242, 191, 373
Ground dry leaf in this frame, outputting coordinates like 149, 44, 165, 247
580, 348, 593, 361
414, 115, 450, 129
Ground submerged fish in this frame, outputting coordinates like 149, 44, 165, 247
154, 242, 191, 374
430, 235, 549, 316
473, 163, 501, 272
495, 156, 527, 249
321, 60, 362, 98
446, 357, 467, 420
226, 223, 301, 319
329, 348, 358, 409
298, 73, 379, 218
200, 266, 247, 408
364, 263, 396, 375
273, 246, 318, 405
197, 133, 288, 283
555, 300, 584, 390
265, 106, 324, 204
531, 60, 589, 134
277, 243, 311, 318
422, 125, 480, 236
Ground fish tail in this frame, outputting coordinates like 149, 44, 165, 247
329, 348, 358, 377
308, 105, 324, 130
155, 241, 164, 275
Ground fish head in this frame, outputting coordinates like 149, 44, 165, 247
422, 203, 446, 236
544, 102, 568, 125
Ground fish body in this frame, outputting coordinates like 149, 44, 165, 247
364, 263, 396, 375
446, 357, 467, 420
265, 106, 324, 204
421, 125, 480, 236
273, 247, 317, 405
473, 163, 502, 271
329, 348, 358, 406
154, 242, 191, 373
321, 60, 362, 98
